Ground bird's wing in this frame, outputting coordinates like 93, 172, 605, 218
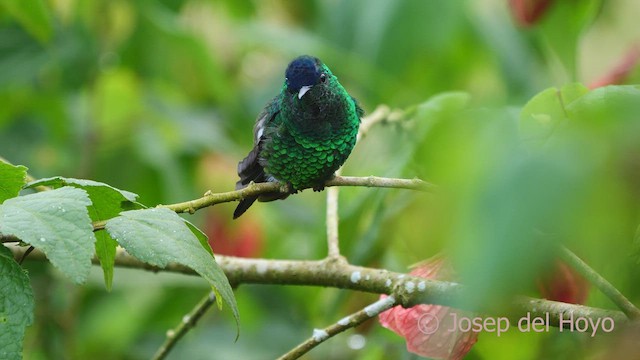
236, 106, 280, 191
351, 96, 365, 119
233, 100, 281, 219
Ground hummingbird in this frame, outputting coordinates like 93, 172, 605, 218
233, 55, 363, 219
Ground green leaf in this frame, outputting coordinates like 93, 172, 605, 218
0, 163, 27, 203
0, 0, 53, 43
184, 219, 214, 257
105, 208, 239, 328
92, 69, 143, 143
26, 177, 139, 217
519, 83, 589, 149
26, 177, 141, 289
0, 245, 34, 360
633, 225, 640, 264
536, 0, 601, 80
0, 187, 95, 284
566, 85, 640, 125
94, 231, 118, 291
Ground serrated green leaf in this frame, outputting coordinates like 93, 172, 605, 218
0, 0, 52, 43
0, 163, 27, 203
0, 245, 34, 360
519, 83, 589, 149
0, 187, 95, 284
94, 231, 117, 291
105, 208, 239, 329
26, 177, 139, 218
184, 219, 214, 257
25, 177, 141, 289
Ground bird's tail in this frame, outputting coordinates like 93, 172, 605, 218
233, 144, 290, 218
233, 191, 290, 219
233, 196, 259, 219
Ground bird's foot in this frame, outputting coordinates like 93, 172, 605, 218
280, 182, 296, 194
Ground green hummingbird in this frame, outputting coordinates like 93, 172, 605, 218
233, 55, 363, 218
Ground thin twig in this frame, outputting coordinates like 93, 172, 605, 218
165, 175, 434, 215
152, 291, 218, 360
326, 186, 340, 258
357, 104, 411, 141
358, 105, 391, 141
557, 244, 640, 319
325, 175, 433, 191
89, 175, 433, 231
325, 165, 343, 259
277, 296, 398, 360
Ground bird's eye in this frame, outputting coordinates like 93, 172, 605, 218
320, 73, 327, 83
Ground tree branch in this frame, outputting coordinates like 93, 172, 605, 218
166, 175, 434, 215
9, 245, 629, 328
326, 186, 341, 259
277, 296, 398, 360
556, 245, 640, 319
357, 104, 413, 141
152, 291, 218, 360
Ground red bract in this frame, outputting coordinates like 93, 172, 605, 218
205, 213, 263, 258
508, 0, 554, 27
589, 46, 640, 89
537, 259, 589, 304
378, 257, 478, 359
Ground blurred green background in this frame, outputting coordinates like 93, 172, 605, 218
3, 0, 640, 359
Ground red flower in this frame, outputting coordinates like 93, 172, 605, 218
379, 257, 478, 359
589, 46, 640, 89
537, 259, 589, 304
508, 0, 554, 27
205, 213, 263, 258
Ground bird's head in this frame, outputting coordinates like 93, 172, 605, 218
285, 55, 330, 100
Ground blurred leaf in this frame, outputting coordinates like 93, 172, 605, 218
0, 187, 95, 284
0, 162, 27, 203
0, 245, 34, 360
105, 208, 239, 329
519, 83, 589, 149
408, 92, 472, 175
633, 225, 640, 263
92, 69, 142, 143
536, 0, 601, 79
0, 0, 52, 43
566, 85, 640, 126
456, 154, 573, 310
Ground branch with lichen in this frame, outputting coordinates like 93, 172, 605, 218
9, 245, 631, 329
278, 296, 399, 360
